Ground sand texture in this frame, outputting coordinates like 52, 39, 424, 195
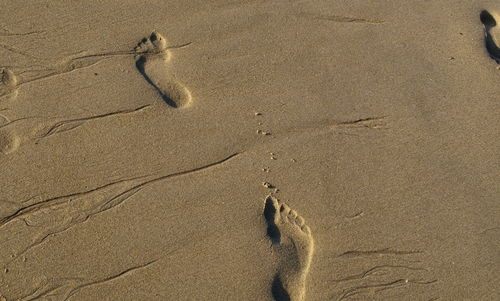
0, 1, 499, 300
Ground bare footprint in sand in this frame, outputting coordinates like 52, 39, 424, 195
0, 129, 20, 154
134, 32, 192, 108
0, 68, 19, 99
480, 10, 500, 63
264, 196, 314, 301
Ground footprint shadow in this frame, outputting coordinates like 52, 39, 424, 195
135, 57, 179, 108
271, 275, 291, 301
264, 196, 281, 244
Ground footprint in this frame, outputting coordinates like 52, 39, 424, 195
134, 32, 192, 108
0, 68, 19, 98
264, 196, 314, 301
480, 10, 500, 63
0, 129, 20, 154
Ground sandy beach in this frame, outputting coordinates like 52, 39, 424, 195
1, 1, 499, 300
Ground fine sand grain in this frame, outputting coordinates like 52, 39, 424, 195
0, 1, 499, 300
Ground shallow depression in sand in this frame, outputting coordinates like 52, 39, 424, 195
0, 129, 20, 154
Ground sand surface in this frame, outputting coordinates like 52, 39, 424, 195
0, 1, 499, 300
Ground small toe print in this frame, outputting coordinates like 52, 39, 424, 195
296, 216, 305, 227
280, 204, 290, 216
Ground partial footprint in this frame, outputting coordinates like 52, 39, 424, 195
0, 113, 8, 125
134, 32, 191, 108
0, 128, 20, 154
0, 68, 20, 98
480, 10, 500, 63
264, 196, 314, 301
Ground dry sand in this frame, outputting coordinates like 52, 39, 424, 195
0, 1, 499, 300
